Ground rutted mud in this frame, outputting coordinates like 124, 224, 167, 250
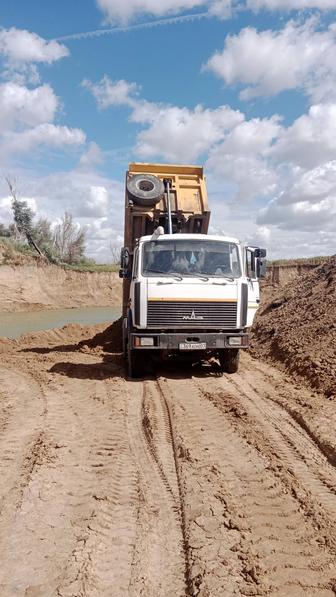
0, 324, 335, 596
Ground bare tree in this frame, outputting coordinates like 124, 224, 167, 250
54, 212, 86, 264
110, 242, 122, 265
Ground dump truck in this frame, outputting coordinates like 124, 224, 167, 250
119, 163, 266, 378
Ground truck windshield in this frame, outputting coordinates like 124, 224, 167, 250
142, 240, 241, 278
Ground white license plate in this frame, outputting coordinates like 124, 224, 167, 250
179, 342, 206, 350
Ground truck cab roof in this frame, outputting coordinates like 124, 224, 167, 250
138, 233, 241, 245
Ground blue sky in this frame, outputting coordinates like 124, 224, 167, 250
0, 0, 336, 261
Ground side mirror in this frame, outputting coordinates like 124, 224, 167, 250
256, 258, 267, 278
120, 247, 130, 269
254, 248, 267, 258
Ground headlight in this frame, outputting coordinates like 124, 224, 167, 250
228, 336, 242, 346
140, 337, 154, 346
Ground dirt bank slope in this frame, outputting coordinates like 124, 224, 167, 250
0, 263, 122, 312
252, 255, 336, 397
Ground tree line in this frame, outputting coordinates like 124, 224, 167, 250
0, 178, 86, 265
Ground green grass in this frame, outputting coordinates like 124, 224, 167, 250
268, 256, 329, 267
0, 237, 119, 271
62, 262, 119, 273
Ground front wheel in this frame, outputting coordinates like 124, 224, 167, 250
127, 344, 143, 379
218, 349, 240, 374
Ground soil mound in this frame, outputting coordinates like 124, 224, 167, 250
81, 317, 123, 352
251, 255, 336, 397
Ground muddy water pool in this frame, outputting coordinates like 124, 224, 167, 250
0, 306, 121, 339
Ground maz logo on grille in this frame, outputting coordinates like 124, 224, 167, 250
182, 309, 204, 321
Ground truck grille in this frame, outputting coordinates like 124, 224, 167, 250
147, 301, 237, 328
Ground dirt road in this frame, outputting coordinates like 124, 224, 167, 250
0, 329, 335, 596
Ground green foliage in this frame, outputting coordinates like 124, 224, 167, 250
63, 262, 119, 272
0, 223, 11, 238
33, 217, 53, 246
12, 197, 35, 242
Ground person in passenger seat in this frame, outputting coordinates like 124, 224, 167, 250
172, 252, 189, 273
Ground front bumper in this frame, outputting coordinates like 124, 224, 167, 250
130, 331, 249, 350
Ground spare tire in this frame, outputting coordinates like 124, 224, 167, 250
127, 174, 164, 207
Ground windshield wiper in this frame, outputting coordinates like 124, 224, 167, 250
145, 268, 167, 275
212, 277, 235, 284
179, 272, 209, 281
146, 269, 183, 281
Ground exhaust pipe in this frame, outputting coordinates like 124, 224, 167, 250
164, 179, 173, 235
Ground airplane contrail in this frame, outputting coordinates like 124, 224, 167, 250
54, 12, 209, 42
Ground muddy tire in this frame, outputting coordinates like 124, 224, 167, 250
219, 349, 240, 374
127, 174, 164, 207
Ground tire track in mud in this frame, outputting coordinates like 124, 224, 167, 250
242, 356, 336, 467
161, 375, 336, 597
196, 373, 336, 541
226, 374, 336, 510
126, 379, 189, 596
0, 367, 47, 518
53, 371, 139, 597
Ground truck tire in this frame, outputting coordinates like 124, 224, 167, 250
127, 345, 143, 379
127, 174, 164, 207
219, 349, 240, 374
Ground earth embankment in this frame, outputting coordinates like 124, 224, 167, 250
0, 263, 122, 312
252, 255, 336, 398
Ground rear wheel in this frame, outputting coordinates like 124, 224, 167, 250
127, 345, 143, 379
218, 349, 240, 374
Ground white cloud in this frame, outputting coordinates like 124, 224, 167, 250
247, 0, 336, 10
84, 76, 244, 161
82, 76, 139, 109
58, 65, 336, 258
2, 124, 85, 156
257, 161, 336, 232
0, 82, 58, 132
272, 103, 336, 169
79, 142, 104, 168
206, 116, 281, 200
0, 27, 69, 65
95, 0, 335, 25
205, 19, 336, 102
134, 103, 244, 161
80, 186, 109, 217
209, 0, 234, 16
0, 27, 69, 84
0, 81, 85, 158
96, 0, 207, 24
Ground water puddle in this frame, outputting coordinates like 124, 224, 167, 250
0, 306, 121, 339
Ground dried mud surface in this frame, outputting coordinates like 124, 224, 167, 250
252, 255, 336, 398
0, 322, 335, 596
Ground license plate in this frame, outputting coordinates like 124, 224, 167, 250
179, 342, 206, 350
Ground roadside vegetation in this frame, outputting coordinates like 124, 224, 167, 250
268, 256, 329, 266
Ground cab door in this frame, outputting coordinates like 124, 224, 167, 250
245, 247, 260, 327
